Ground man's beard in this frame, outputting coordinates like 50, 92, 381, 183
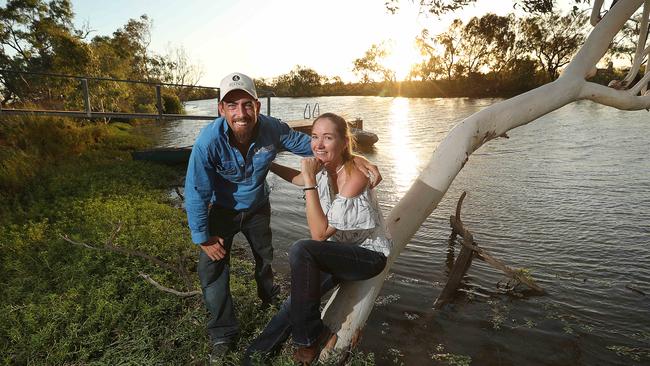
232, 128, 252, 144
231, 118, 254, 144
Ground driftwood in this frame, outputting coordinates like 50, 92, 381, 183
60, 222, 199, 297
434, 192, 544, 309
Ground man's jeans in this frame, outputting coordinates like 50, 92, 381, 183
197, 200, 277, 344
243, 239, 386, 363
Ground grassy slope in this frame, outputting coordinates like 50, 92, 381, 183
0, 117, 374, 365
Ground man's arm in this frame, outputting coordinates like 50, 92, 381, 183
277, 121, 314, 157
184, 143, 217, 245
351, 155, 382, 188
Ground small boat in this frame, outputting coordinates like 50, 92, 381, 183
287, 118, 378, 148
351, 128, 379, 147
131, 146, 192, 165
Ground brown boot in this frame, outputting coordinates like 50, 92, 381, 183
293, 327, 331, 365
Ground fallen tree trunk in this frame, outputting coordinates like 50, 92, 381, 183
320, 0, 649, 360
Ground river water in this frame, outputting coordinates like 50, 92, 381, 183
138, 96, 649, 365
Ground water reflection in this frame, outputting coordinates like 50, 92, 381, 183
388, 97, 419, 195
136, 96, 650, 366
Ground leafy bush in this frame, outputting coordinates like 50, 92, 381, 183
162, 92, 184, 114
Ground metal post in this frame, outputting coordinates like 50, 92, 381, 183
267, 95, 271, 116
156, 85, 163, 121
217, 89, 221, 117
81, 79, 91, 117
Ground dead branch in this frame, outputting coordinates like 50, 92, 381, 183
60, 223, 180, 275
435, 192, 544, 309
139, 272, 201, 297
60, 223, 199, 296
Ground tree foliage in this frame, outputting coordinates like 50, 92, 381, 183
271, 65, 323, 96
352, 42, 396, 83
0, 1, 203, 114
385, 0, 592, 16
519, 13, 588, 81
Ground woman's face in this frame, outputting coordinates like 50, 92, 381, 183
310, 118, 347, 165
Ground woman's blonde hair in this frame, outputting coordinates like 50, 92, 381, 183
312, 112, 357, 174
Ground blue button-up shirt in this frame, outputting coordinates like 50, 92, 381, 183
185, 115, 312, 244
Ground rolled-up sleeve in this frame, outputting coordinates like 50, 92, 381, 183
184, 142, 216, 244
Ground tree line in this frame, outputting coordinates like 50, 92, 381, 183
258, 9, 638, 98
1, 0, 640, 107
0, 0, 215, 115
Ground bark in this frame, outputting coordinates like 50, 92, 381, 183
320, 0, 649, 360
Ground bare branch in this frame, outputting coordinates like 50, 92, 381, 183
60, 228, 201, 297
437, 192, 544, 309
60, 234, 100, 250
139, 272, 201, 297
629, 69, 650, 94
59, 225, 183, 275
622, 0, 650, 85
591, 0, 606, 26
581, 81, 650, 109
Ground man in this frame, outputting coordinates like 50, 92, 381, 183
184, 72, 381, 362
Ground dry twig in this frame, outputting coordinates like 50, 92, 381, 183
60, 222, 200, 297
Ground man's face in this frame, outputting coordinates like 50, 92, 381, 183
218, 90, 261, 144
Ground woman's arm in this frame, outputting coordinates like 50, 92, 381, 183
270, 162, 305, 186
300, 158, 331, 241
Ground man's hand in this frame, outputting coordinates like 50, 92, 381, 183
200, 235, 227, 261
352, 156, 382, 188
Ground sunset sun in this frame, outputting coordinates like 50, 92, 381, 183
383, 38, 421, 81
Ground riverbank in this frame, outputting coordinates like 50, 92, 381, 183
0, 116, 379, 365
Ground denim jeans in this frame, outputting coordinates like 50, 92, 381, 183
197, 200, 278, 344
243, 273, 337, 365
243, 238, 386, 364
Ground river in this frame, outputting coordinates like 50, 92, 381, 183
137, 96, 650, 365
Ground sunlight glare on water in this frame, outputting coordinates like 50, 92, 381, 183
387, 97, 420, 195
138, 96, 650, 366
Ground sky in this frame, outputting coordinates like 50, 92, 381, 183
67, 1, 524, 86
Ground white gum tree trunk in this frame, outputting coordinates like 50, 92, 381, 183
321, 0, 649, 358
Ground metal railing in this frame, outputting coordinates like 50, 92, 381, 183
303, 102, 320, 119
0, 69, 274, 120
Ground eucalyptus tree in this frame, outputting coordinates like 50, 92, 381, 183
352, 42, 396, 83
318, 0, 650, 361
434, 19, 464, 79
460, 14, 517, 76
272, 65, 324, 96
0, 0, 91, 104
519, 12, 589, 81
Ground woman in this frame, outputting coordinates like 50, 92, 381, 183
249, 112, 391, 365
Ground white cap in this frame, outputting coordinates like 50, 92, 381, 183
219, 72, 257, 100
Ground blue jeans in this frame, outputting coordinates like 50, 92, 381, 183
197, 200, 278, 344
243, 239, 386, 363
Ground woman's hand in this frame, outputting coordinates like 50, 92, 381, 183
301, 157, 321, 185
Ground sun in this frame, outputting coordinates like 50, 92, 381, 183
383, 38, 421, 81
379, 4, 424, 82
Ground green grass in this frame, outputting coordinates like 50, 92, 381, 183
0, 116, 376, 365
